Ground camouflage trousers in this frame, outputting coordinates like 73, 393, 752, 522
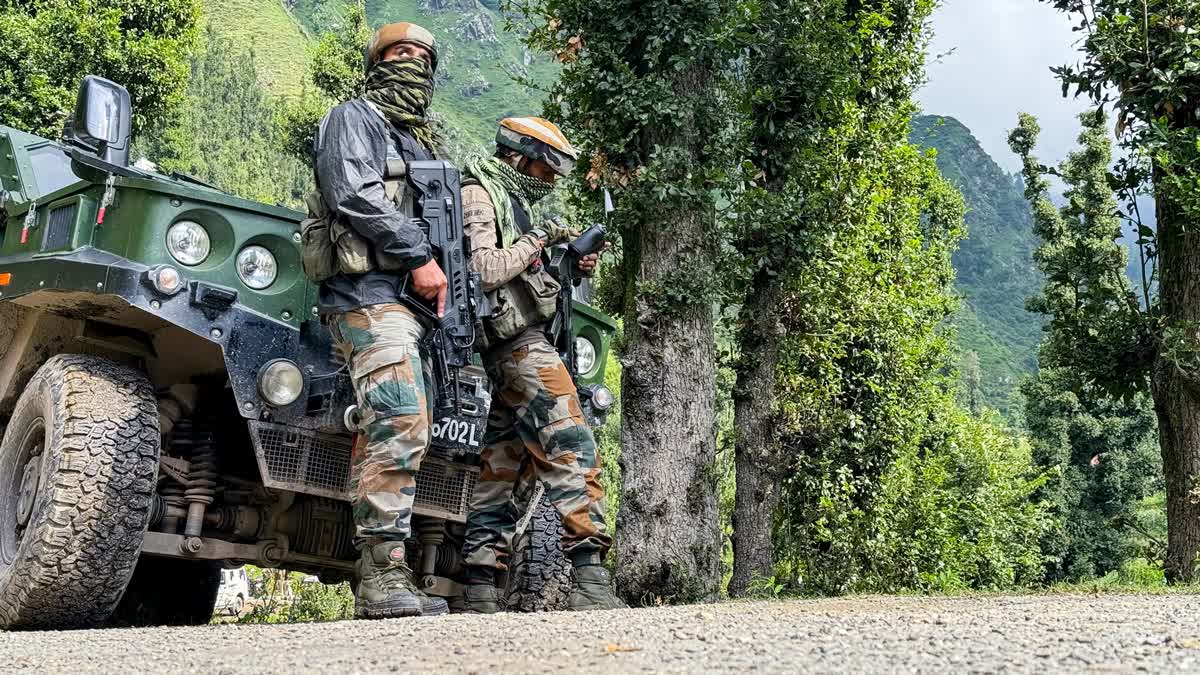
328, 303, 431, 544
462, 338, 611, 570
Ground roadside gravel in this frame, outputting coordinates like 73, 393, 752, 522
1, 593, 1199, 673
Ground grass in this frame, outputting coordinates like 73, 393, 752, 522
202, 0, 314, 99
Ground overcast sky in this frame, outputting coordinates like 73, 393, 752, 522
918, 0, 1090, 173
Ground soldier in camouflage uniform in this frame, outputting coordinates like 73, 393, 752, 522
314, 22, 449, 619
459, 118, 625, 613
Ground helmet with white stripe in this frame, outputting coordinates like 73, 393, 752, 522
496, 117, 579, 177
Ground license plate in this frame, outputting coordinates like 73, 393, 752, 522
431, 414, 485, 450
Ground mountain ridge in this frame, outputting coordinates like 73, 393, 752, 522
911, 114, 1045, 411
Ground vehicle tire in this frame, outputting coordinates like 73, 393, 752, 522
233, 594, 245, 617
0, 355, 159, 629
107, 557, 221, 626
504, 489, 573, 612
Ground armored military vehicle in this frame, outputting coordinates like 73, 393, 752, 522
0, 76, 617, 628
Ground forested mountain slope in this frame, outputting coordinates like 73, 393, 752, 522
292, 0, 558, 147
912, 115, 1044, 411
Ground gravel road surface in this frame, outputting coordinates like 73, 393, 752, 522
1, 594, 1198, 673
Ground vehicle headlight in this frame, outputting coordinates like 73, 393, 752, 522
589, 384, 615, 411
258, 359, 304, 406
574, 336, 597, 375
236, 245, 277, 290
166, 220, 210, 266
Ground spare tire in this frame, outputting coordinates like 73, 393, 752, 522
504, 486, 573, 612
0, 355, 159, 629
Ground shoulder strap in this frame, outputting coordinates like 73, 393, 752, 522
509, 195, 532, 235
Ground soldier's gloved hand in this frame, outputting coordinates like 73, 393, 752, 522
544, 217, 579, 245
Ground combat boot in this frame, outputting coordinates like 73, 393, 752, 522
567, 564, 627, 611
462, 583, 502, 614
354, 542, 449, 619
461, 565, 502, 614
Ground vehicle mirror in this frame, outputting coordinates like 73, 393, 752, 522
65, 75, 132, 168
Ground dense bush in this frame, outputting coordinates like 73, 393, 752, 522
1023, 368, 1161, 581
238, 568, 353, 624
776, 392, 1049, 595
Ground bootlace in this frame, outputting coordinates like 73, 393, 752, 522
376, 560, 419, 593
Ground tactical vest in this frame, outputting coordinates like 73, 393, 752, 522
475, 190, 561, 346
300, 104, 428, 283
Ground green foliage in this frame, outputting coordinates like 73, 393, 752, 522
1045, 1, 1200, 225
516, 0, 743, 604
745, 573, 786, 599
290, 0, 562, 148
514, 0, 744, 314
1043, 0, 1200, 587
1010, 88, 1162, 585
278, 0, 372, 166
958, 350, 985, 416
309, 0, 369, 104
732, 0, 1044, 596
779, 393, 1050, 594
238, 567, 354, 624
720, 0, 1050, 597
1009, 109, 1153, 399
201, 0, 313, 97
0, 0, 199, 137
1022, 367, 1161, 581
593, 348, 623, 535
142, 25, 309, 206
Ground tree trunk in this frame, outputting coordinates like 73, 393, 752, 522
729, 270, 784, 597
1151, 185, 1200, 584
615, 63, 722, 606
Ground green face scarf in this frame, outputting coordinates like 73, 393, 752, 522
362, 56, 443, 153
463, 156, 556, 245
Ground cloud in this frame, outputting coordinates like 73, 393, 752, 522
918, 0, 1090, 172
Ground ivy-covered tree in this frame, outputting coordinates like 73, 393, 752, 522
0, 0, 199, 137
515, 0, 743, 603
1035, 1, 1200, 582
728, 0, 942, 595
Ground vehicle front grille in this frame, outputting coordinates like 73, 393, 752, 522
249, 421, 352, 501
413, 457, 479, 522
248, 421, 479, 522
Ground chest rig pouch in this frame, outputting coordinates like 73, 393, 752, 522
479, 194, 562, 346
300, 110, 426, 283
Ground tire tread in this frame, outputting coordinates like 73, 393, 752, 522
0, 355, 159, 629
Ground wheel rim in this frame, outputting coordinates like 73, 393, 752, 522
0, 418, 45, 570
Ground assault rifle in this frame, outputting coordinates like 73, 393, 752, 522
401, 160, 489, 452
548, 222, 606, 379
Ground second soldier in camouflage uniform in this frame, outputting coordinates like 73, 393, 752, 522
459, 118, 624, 612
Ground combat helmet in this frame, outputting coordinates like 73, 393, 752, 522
497, 117, 579, 177
365, 22, 439, 73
